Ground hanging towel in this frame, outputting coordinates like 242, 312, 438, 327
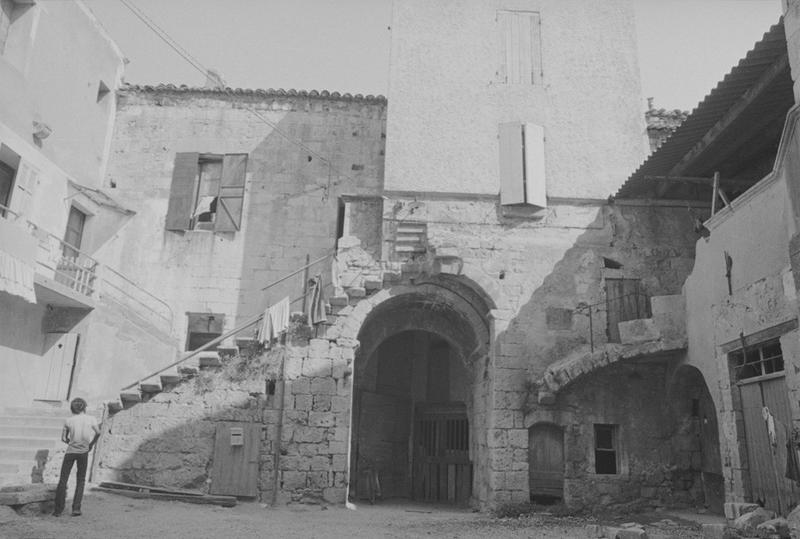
763, 406, 777, 447
269, 296, 290, 338
258, 305, 272, 344
307, 275, 327, 326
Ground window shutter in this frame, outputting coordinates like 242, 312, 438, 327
215, 153, 248, 232
166, 152, 199, 231
499, 123, 525, 205
523, 123, 546, 207
498, 11, 541, 85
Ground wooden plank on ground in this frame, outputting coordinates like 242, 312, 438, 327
92, 486, 236, 507
98, 481, 204, 497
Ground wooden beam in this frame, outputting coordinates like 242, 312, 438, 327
645, 175, 754, 189
711, 172, 718, 215
655, 52, 789, 197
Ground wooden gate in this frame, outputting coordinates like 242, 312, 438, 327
37, 333, 78, 401
739, 374, 799, 513
412, 404, 471, 503
209, 422, 260, 497
605, 278, 650, 342
528, 423, 564, 500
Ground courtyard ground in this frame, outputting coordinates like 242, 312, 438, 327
0, 489, 714, 539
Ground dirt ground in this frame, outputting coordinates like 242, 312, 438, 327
0, 489, 712, 539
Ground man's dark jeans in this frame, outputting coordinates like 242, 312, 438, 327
54, 451, 88, 515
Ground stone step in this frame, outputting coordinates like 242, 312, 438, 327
0, 425, 62, 438
0, 437, 54, 449
0, 416, 65, 428
0, 447, 46, 461
139, 378, 162, 394
396, 224, 426, 234
159, 370, 183, 386
395, 244, 426, 253
119, 392, 142, 408
198, 352, 222, 368
1, 406, 71, 418
395, 234, 425, 243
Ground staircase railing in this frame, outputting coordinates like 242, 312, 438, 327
120, 251, 336, 393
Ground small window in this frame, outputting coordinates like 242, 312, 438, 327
730, 339, 784, 382
498, 122, 546, 207
497, 10, 542, 85
186, 312, 224, 351
165, 152, 247, 232
594, 424, 618, 475
62, 206, 87, 259
0, 161, 14, 217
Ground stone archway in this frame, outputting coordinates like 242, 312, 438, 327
667, 364, 724, 514
341, 275, 494, 505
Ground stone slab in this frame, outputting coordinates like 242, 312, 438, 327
0, 484, 56, 505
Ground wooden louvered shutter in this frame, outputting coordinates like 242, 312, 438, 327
523, 123, 546, 207
498, 11, 541, 85
499, 123, 524, 205
165, 152, 199, 231
215, 153, 248, 232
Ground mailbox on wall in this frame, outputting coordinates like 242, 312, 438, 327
230, 427, 243, 446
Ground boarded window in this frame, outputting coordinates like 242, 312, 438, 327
497, 10, 542, 85
165, 152, 247, 232
186, 312, 224, 351
594, 424, 618, 475
499, 122, 546, 207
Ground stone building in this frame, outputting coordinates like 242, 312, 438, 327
92, 0, 717, 511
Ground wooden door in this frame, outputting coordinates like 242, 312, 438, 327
209, 422, 260, 497
529, 424, 564, 499
605, 278, 650, 342
412, 404, 472, 503
739, 375, 799, 513
37, 333, 78, 401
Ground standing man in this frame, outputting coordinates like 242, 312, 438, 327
53, 398, 100, 517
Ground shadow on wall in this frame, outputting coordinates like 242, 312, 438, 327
485, 201, 704, 510
94, 324, 353, 505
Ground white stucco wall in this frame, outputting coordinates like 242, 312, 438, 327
384, 0, 647, 198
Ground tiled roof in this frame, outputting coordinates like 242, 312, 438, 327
617, 19, 792, 200
120, 83, 387, 103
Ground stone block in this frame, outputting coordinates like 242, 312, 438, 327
311, 377, 337, 395
618, 318, 659, 344
364, 278, 382, 290
724, 502, 760, 520
757, 518, 789, 538
700, 523, 725, 539
309, 412, 335, 427
323, 487, 346, 504
0, 484, 56, 505
303, 356, 332, 377
346, 286, 366, 298
733, 507, 775, 536
295, 394, 313, 411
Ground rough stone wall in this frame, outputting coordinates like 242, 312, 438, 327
104, 88, 385, 346
95, 323, 357, 504
364, 195, 700, 508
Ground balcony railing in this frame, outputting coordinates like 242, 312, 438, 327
0, 203, 173, 332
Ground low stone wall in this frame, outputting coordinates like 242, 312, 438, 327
94, 327, 357, 504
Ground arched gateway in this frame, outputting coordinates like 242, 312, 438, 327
340, 275, 494, 504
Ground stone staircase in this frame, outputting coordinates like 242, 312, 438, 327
106, 350, 229, 416
0, 406, 72, 487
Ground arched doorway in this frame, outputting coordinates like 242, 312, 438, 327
667, 365, 724, 513
347, 277, 492, 505
528, 423, 564, 502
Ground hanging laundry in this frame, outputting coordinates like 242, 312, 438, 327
258, 296, 291, 344
307, 275, 327, 327
331, 255, 343, 296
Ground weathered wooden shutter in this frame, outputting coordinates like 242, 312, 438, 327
215, 154, 248, 232
523, 123, 546, 207
498, 11, 541, 85
499, 123, 524, 205
165, 152, 199, 231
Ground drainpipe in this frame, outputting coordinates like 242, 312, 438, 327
271, 347, 287, 506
